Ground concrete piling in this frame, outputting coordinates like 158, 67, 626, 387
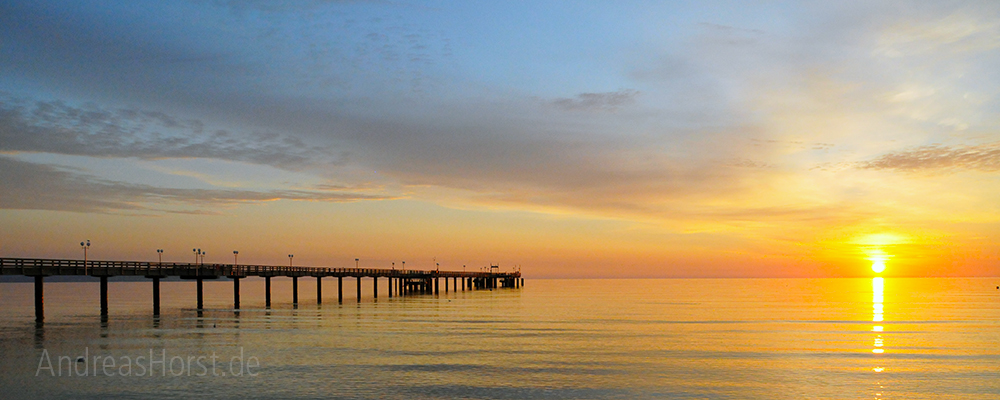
265, 276, 271, 308
233, 277, 241, 310
34, 275, 43, 322
196, 278, 204, 310
100, 276, 108, 316
152, 277, 160, 315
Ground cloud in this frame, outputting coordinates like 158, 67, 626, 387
549, 90, 639, 112
749, 139, 835, 151
3, 0, 997, 231
0, 156, 392, 213
857, 142, 1000, 173
697, 22, 766, 46
875, 13, 1000, 57
0, 95, 342, 170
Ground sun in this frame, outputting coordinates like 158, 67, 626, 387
871, 260, 886, 273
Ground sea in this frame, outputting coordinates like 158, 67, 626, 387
1, 277, 998, 399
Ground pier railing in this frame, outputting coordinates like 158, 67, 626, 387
0, 257, 519, 279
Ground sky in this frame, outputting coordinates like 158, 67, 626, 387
2, 0, 999, 278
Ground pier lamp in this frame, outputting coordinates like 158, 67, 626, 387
157, 249, 163, 265
193, 248, 198, 263
289, 254, 294, 267
201, 251, 206, 265
233, 250, 238, 267
436, 262, 439, 272
392, 262, 395, 270
80, 240, 90, 275
402, 261, 405, 270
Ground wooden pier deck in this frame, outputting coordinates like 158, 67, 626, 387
1, 258, 523, 321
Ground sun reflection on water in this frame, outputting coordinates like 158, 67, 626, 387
872, 276, 886, 399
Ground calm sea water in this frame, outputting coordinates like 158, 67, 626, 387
1, 278, 998, 399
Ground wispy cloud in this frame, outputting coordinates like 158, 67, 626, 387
875, 13, 1000, 57
0, 156, 392, 213
549, 90, 639, 112
0, 95, 342, 170
857, 142, 1000, 173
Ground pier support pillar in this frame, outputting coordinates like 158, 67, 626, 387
34, 276, 43, 322
152, 277, 160, 315
338, 276, 343, 303
434, 277, 439, 294
356, 276, 362, 302
292, 276, 298, 304
317, 277, 322, 304
196, 278, 204, 310
233, 277, 241, 310
100, 276, 109, 316
373, 277, 378, 299
388, 277, 393, 298
445, 277, 449, 293
265, 277, 271, 308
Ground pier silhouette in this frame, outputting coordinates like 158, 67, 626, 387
1, 258, 523, 321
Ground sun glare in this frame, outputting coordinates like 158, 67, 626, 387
871, 260, 886, 273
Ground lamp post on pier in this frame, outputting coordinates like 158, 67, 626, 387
288, 254, 294, 267
233, 250, 239, 267
157, 249, 163, 265
81, 240, 90, 275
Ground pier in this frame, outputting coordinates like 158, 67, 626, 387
0, 258, 523, 322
